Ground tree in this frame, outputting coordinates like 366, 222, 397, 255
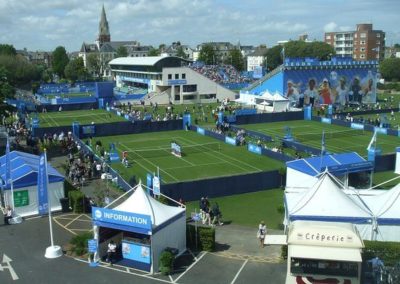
394, 43, 400, 49
0, 66, 14, 101
265, 45, 283, 71
284, 41, 335, 60
116, 46, 128, 58
198, 44, 216, 65
225, 48, 244, 71
380, 58, 400, 81
159, 44, 166, 53
52, 46, 69, 78
148, 48, 160, 56
86, 53, 101, 78
0, 44, 16, 56
176, 46, 187, 59
64, 57, 87, 82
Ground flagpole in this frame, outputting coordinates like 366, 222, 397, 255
44, 149, 62, 258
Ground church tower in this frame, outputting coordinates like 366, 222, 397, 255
97, 5, 110, 46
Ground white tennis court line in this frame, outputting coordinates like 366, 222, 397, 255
47, 113, 60, 127
156, 146, 196, 167
178, 136, 263, 172
172, 252, 207, 283
120, 142, 179, 182
165, 161, 226, 170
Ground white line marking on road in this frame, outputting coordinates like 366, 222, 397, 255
230, 259, 248, 284
172, 251, 207, 283
1, 254, 19, 280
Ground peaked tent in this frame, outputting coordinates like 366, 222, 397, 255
284, 172, 374, 240
286, 152, 373, 189
92, 183, 186, 273
0, 151, 64, 217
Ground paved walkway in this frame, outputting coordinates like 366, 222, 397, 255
49, 154, 284, 263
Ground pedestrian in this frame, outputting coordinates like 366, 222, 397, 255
368, 256, 384, 284
257, 221, 267, 248
3, 206, 13, 225
106, 240, 117, 265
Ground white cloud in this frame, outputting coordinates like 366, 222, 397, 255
324, 22, 338, 33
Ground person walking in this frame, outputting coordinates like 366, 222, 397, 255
257, 221, 267, 248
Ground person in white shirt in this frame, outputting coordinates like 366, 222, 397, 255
106, 240, 117, 265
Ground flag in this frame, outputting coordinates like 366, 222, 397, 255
153, 175, 160, 196
5, 136, 11, 186
281, 47, 285, 59
37, 152, 49, 215
367, 131, 377, 151
321, 131, 326, 156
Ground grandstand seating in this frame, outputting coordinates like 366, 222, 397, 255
190, 64, 254, 85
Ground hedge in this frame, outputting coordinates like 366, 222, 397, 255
186, 224, 215, 252
363, 240, 400, 266
70, 232, 93, 256
159, 250, 174, 275
68, 190, 85, 213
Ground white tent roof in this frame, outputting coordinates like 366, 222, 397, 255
114, 183, 185, 227
287, 172, 373, 220
370, 184, 400, 219
259, 91, 288, 101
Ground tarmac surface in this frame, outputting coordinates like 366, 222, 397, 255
0, 154, 287, 283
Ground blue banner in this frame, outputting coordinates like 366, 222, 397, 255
248, 143, 262, 155
351, 123, 364, 130
152, 176, 160, 196
5, 137, 11, 186
88, 239, 98, 253
122, 241, 151, 264
321, 117, 332, 124
374, 127, 387, 135
37, 153, 49, 215
146, 173, 153, 194
92, 207, 152, 230
197, 127, 205, 135
225, 136, 237, 146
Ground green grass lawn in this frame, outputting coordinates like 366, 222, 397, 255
372, 171, 400, 189
353, 111, 400, 128
91, 130, 284, 184
36, 109, 126, 128
184, 188, 285, 230
241, 120, 400, 155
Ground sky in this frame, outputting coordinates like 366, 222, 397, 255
1, 0, 400, 52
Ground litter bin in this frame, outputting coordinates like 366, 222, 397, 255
60, 197, 70, 213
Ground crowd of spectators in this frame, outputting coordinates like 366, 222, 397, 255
190, 64, 252, 84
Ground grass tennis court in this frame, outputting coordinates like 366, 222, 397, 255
91, 130, 284, 184
37, 109, 126, 128
241, 120, 400, 155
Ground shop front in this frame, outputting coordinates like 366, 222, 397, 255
286, 221, 364, 284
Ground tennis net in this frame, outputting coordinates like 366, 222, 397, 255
294, 129, 365, 142
125, 142, 222, 159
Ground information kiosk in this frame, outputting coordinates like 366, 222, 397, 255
286, 221, 364, 284
91, 182, 186, 274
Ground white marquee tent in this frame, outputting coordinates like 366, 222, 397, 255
285, 171, 400, 242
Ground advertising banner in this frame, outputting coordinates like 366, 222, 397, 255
122, 241, 151, 264
37, 153, 48, 215
14, 190, 29, 208
92, 207, 152, 230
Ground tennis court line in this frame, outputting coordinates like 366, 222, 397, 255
165, 161, 226, 170
157, 146, 196, 167
39, 113, 52, 127
47, 113, 60, 127
120, 143, 179, 182
178, 136, 263, 172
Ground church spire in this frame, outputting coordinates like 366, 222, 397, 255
98, 4, 110, 45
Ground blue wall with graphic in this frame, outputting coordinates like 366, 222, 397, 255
247, 70, 284, 95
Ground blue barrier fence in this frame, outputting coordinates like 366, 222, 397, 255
283, 140, 321, 156
235, 111, 303, 125
161, 170, 281, 201
374, 153, 396, 172
37, 102, 98, 112
230, 125, 273, 142
261, 147, 294, 162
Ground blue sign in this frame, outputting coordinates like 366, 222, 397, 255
122, 241, 151, 264
167, 79, 187, 85
225, 136, 237, 146
374, 127, 387, 135
351, 123, 364, 130
248, 143, 262, 155
146, 173, 153, 193
321, 117, 332, 124
152, 176, 160, 196
109, 152, 120, 163
37, 153, 49, 215
124, 114, 130, 120
88, 239, 98, 253
82, 125, 95, 135
197, 127, 205, 135
92, 207, 152, 230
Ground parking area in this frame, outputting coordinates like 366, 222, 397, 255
0, 213, 286, 284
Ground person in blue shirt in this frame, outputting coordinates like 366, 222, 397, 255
369, 256, 384, 284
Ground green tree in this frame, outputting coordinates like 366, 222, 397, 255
284, 41, 335, 60
148, 48, 160, 56
86, 53, 101, 78
265, 45, 283, 71
116, 46, 128, 58
64, 57, 87, 82
380, 58, 400, 81
0, 66, 14, 101
0, 44, 17, 56
198, 44, 216, 65
52, 46, 69, 78
176, 46, 187, 59
225, 48, 244, 71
